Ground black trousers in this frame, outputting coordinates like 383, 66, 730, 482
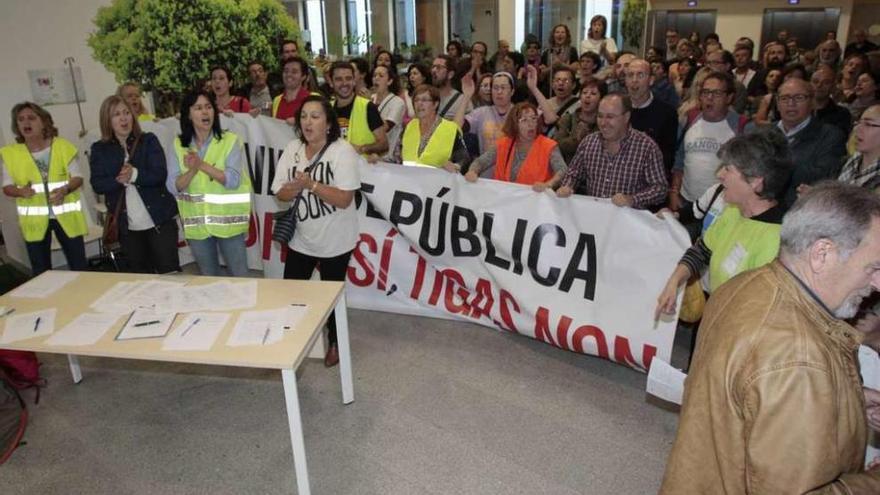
283, 249, 353, 345
25, 219, 87, 276
121, 218, 181, 274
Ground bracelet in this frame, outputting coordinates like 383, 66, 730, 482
311, 182, 321, 194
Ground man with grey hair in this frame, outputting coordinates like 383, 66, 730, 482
775, 77, 846, 207
661, 182, 880, 493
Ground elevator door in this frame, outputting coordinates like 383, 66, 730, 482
646, 10, 716, 54
761, 8, 840, 52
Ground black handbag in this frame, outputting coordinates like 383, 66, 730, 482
272, 143, 330, 245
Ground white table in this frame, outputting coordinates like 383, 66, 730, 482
0, 271, 354, 494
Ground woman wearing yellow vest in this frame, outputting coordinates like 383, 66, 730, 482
167, 90, 252, 277
0, 102, 88, 275
398, 84, 471, 172
271, 95, 363, 367
465, 102, 566, 191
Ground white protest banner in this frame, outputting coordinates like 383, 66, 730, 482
345, 164, 690, 372
77, 113, 688, 372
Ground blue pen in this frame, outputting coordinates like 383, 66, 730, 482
181, 318, 201, 336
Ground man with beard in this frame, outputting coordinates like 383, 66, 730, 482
661, 182, 880, 494
431, 55, 468, 120
328, 61, 388, 157
749, 41, 788, 99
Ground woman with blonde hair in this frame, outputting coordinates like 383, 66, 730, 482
117, 82, 156, 122
89, 95, 179, 273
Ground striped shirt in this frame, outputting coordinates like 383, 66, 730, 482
561, 128, 668, 209
838, 152, 880, 189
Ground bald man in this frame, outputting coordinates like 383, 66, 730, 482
625, 58, 678, 175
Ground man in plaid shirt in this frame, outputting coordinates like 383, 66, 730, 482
557, 93, 668, 209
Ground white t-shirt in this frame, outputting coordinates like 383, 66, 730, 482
681, 117, 736, 202
579, 37, 618, 66
373, 93, 406, 162
271, 139, 362, 257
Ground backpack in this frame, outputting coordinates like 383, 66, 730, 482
0, 370, 27, 466
0, 350, 45, 404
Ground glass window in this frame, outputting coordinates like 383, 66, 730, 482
448, 0, 498, 48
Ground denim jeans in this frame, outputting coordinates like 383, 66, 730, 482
187, 234, 249, 277
25, 219, 87, 276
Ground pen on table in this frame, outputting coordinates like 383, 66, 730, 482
33, 316, 41, 332
181, 318, 201, 336
261, 325, 270, 345
134, 320, 161, 327
1, 308, 15, 317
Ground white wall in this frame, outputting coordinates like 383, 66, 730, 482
0, 0, 119, 147
0, 0, 119, 268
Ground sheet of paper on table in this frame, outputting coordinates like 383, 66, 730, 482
46, 312, 122, 346
646, 358, 686, 405
90, 280, 257, 315
9, 271, 79, 299
227, 308, 286, 347
1, 308, 56, 344
284, 304, 310, 331
116, 309, 176, 341
162, 312, 230, 352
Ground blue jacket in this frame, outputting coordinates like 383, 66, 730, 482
89, 132, 178, 230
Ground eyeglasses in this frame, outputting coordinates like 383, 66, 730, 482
855, 119, 880, 128
624, 72, 648, 80
413, 97, 435, 104
518, 116, 539, 124
431, 64, 447, 70
777, 94, 810, 104
700, 89, 726, 98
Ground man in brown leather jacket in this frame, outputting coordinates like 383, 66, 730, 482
661, 183, 880, 494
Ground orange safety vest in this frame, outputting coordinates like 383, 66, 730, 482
493, 135, 557, 185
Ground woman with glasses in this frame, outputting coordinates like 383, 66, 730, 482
838, 104, 880, 189
455, 72, 517, 155
398, 84, 470, 172
465, 102, 566, 191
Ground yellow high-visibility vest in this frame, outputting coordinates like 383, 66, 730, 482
0, 138, 87, 241
401, 118, 459, 167
172, 132, 252, 240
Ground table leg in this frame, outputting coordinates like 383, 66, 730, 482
281, 369, 311, 495
67, 354, 82, 384
334, 292, 354, 405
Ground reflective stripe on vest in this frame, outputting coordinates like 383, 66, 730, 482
344, 96, 376, 149
173, 132, 252, 240
272, 94, 282, 118
401, 118, 458, 167
0, 138, 88, 241
493, 135, 557, 185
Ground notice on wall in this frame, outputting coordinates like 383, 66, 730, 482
28, 67, 86, 106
